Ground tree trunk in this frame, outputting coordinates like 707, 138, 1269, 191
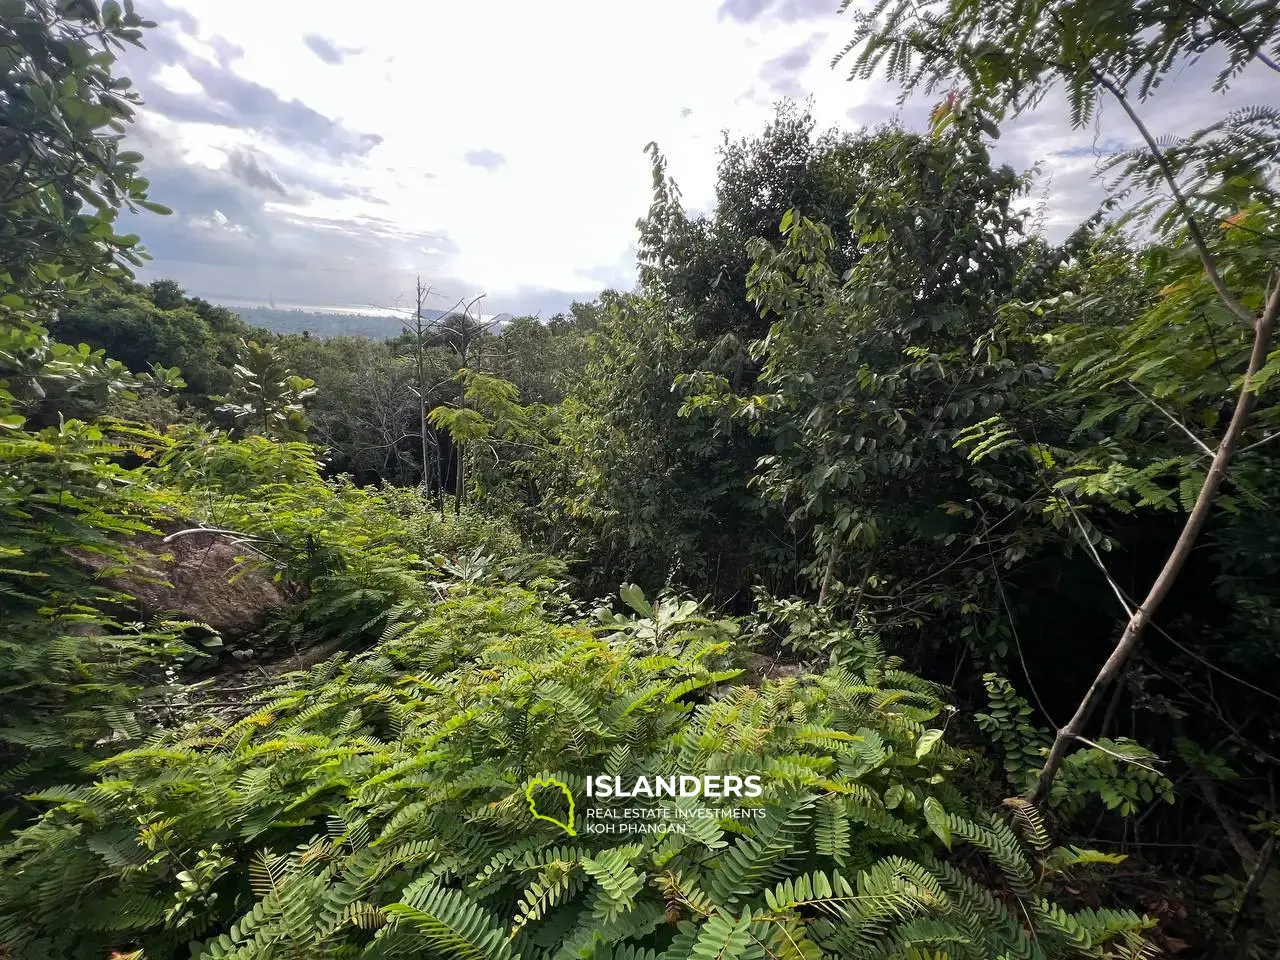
436, 434, 447, 514
456, 444, 465, 515
818, 540, 839, 607
415, 278, 429, 492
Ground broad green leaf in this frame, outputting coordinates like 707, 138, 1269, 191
915, 728, 943, 758
923, 797, 951, 850
619, 582, 653, 617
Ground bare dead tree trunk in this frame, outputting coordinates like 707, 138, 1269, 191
437, 439, 447, 513
456, 442, 465, 515
414, 277, 431, 491
1029, 281, 1280, 804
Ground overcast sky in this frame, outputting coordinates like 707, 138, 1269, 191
118, 0, 1273, 317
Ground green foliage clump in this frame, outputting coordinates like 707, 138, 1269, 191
0, 0, 168, 315
215, 340, 317, 441
0, 413, 193, 798
150, 429, 555, 659
0, 0, 199, 816
50, 279, 261, 419
373, 483, 526, 560
0, 586, 1153, 959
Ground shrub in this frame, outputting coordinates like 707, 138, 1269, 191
0, 585, 1153, 959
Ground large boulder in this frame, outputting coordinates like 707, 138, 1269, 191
72, 525, 286, 637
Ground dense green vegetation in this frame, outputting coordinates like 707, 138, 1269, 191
2, 0, 1279, 957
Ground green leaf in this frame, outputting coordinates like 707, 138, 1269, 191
923, 797, 951, 850
690, 907, 753, 960
619, 582, 653, 617
915, 728, 943, 758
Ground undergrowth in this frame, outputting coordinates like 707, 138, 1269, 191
1, 579, 1155, 959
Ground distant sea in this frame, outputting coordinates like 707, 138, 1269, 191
209, 298, 453, 340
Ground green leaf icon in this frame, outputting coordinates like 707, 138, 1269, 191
525, 776, 577, 836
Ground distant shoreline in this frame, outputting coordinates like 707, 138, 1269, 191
222, 302, 509, 339
208, 298, 409, 318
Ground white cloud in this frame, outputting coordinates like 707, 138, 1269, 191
152, 62, 203, 96
124, 0, 1273, 313
124, 0, 859, 307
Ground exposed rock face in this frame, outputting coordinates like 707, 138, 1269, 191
72, 526, 286, 637
741, 653, 812, 684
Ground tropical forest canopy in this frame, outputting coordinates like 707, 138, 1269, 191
1, 1, 1279, 958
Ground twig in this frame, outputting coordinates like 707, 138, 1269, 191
162, 526, 276, 544
1072, 735, 1164, 776
1062, 497, 1136, 617
161, 526, 283, 565
1240, 431, 1280, 453
1089, 66, 1254, 327
202, 682, 275, 694
1126, 380, 1213, 456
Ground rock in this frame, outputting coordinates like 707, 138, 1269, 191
741, 652, 814, 684
71, 524, 286, 638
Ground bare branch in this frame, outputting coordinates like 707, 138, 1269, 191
161, 527, 283, 566
1193, 772, 1260, 871
1030, 278, 1280, 803
1073, 735, 1165, 777
1240, 431, 1280, 453
1126, 380, 1214, 456
1089, 67, 1254, 327
162, 526, 275, 544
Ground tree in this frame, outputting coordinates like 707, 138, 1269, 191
428, 368, 542, 512
275, 333, 438, 486
215, 339, 317, 441
49, 278, 255, 414
380, 278, 470, 495
549, 107, 896, 600
840, 0, 1280, 803
1, 0, 176, 419
1, 0, 170, 319
639, 103, 878, 351
487, 313, 590, 405
683, 114, 1087, 654
423, 298, 502, 510
540, 291, 766, 594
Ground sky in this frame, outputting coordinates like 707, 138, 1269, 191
116, 0, 1275, 318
